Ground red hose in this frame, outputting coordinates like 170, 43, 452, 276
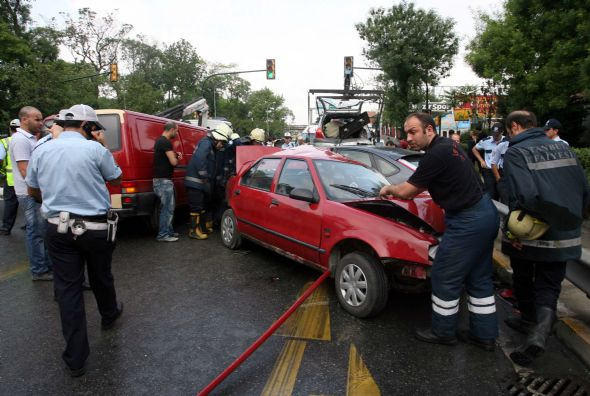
197, 270, 331, 396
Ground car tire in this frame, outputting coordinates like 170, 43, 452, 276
221, 208, 242, 249
335, 252, 388, 318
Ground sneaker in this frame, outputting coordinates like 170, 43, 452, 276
101, 302, 124, 330
32, 271, 54, 281
170, 232, 179, 238
156, 235, 179, 242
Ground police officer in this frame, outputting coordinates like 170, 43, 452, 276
500, 110, 588, 366
543, 118, 568, 146
282, 132, 295, 149
489, 123, 510, 203
0, 119, 20, 235
185, 123, 231, 239
26, 104, 123, 377
472, 123, 505, 200
380, 113, 499, 351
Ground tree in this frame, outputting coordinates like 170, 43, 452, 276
356, 1, 459, 124
61, 8, 132, 73
466, 0, 590, 145
243, 89, 293, 139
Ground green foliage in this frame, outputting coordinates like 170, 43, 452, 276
572, 147, 590, 184
356, 1, 459, 124
466, 0, 590, 146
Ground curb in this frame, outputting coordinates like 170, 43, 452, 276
492, 249, 590, 369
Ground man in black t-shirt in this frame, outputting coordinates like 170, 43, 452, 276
153, 122, 182, 242
380, 113, 499, 351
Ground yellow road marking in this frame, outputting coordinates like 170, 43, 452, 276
261, 339, 307, 396
0, 263, 28, 281
347, 344, 380, 396
561, 317, 590, 345
276, 282, 331, 341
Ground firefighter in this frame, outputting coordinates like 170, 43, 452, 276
185, 124, 231, 239
380, 112, 499, 351
501, 110, 588, 366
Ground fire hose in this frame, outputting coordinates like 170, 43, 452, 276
197, 269, 331, 396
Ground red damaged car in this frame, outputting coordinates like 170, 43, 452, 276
221, 145, 445, 318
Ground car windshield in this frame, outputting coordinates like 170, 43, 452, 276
313, 159, 389, 201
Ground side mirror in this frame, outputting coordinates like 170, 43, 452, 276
289, 188, 318, 203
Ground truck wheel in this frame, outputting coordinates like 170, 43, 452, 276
335, 252, 388, 318
221, 209, 241, 249
145, 200, 161, 233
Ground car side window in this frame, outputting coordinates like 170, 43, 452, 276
375, 156, 400, 177
241, 158, 281, 191
339, 150, 372, 167
276, 159, 315, 196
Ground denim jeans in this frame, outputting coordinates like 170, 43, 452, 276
153, 178, 175, 239
18, 195, 51, 275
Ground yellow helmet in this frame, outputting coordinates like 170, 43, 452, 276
507, 210, 549, 240
249, 128, 265, 143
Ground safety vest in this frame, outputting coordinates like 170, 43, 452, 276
0, 137, 13, 186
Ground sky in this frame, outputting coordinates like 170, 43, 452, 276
31, 0, 504, 125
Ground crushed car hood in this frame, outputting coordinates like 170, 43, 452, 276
345, 195, 445, 234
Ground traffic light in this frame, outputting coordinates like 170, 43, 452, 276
344, 56, 353, 77
266, 59, 275, 80
109, 63, 118, 82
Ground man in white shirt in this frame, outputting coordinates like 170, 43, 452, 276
543, 118, 568, 146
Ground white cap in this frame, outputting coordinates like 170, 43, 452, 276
62, 104, 105, 130
284, 131, 292, 138
9, 119, 20, 127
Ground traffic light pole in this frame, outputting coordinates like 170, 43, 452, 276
200, 69, 266, 117
60, 71, 111, 83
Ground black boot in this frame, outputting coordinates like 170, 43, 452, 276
504, 310, 536, 335
509, 306, 555, 366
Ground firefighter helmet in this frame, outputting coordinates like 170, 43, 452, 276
507, 210, 549, 240
211, 123, 232, 142
230, 133, 240, 140
250, 128, 265, 143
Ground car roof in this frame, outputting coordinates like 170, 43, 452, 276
235, 145, 359, 170
335, 145, 423, 161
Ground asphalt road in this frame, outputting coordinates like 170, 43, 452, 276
1, 209, 589, 395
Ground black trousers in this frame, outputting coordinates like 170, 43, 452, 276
1, 180, 18, 231
510, 257, 567, 314
187, 187, 210, 213
45, 223, 119, 370
481, 168, 498, 201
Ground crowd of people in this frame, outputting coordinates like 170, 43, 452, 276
379, 111, 587, 366
0, 105, 587, 377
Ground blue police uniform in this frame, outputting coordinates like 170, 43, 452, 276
475, 136, 505, 199
26, 131, 122, 373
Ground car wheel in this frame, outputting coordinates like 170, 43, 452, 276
335, 252, 388, 318
144, 200, 161, 233
221, 208, 242, 249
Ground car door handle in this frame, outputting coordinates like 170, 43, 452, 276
234, 189, 240, 196
270, 198, 279, 206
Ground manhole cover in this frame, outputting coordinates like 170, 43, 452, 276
507, 375, 588, 395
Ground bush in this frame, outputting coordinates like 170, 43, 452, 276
572, 147, 590, 183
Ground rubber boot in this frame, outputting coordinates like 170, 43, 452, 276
505, 290, 536, 335
509, 306, 555, 366
189, 212, 208, 240
203, 211, 214, 234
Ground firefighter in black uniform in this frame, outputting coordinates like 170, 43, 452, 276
380, 113, 499, 351
501, 110, 589, 366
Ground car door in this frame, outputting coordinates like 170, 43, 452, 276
267, 158, 323, 264
232, 157, 283, 244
